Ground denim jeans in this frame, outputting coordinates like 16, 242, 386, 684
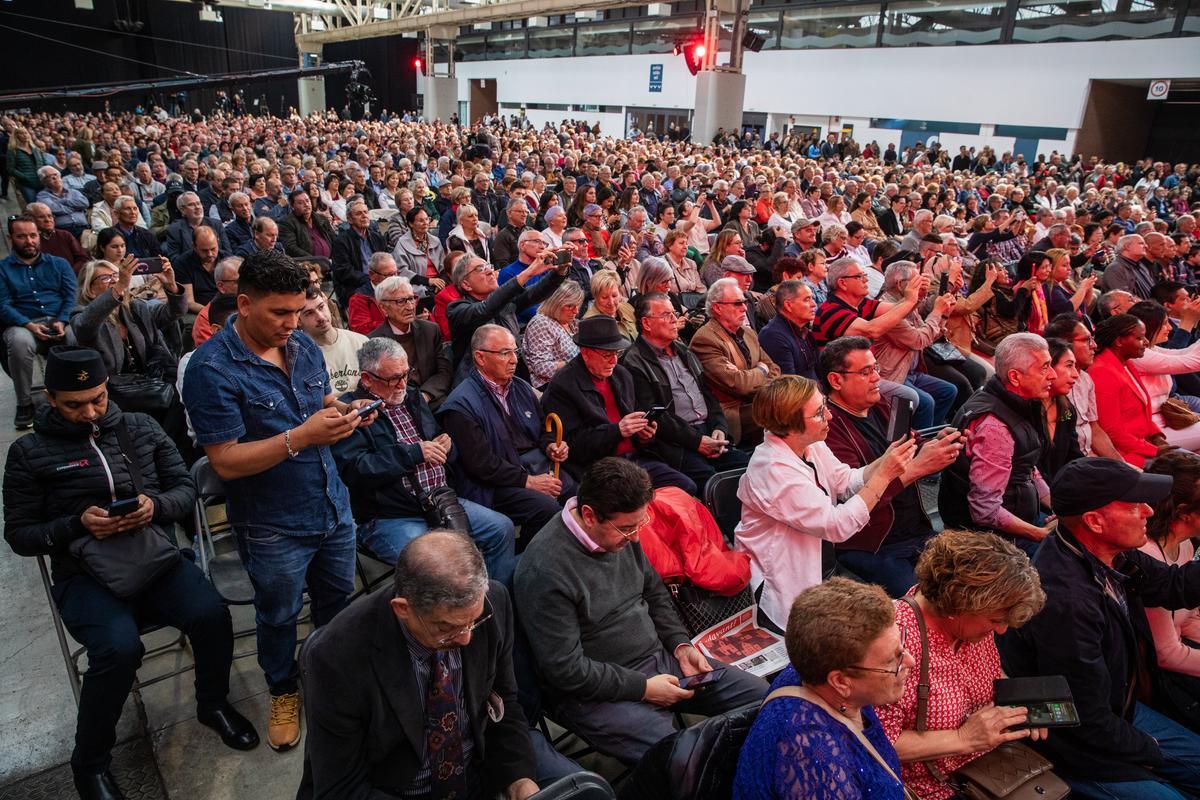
358, 499, 518, 586
835, 535, 931, 599
235, 520, 356, 694
1068, 703, 1200, 800
906, 372, 958, 427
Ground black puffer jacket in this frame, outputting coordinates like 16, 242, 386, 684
3, 402, 195, 583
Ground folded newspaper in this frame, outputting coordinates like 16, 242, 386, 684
691, 605, 789, 678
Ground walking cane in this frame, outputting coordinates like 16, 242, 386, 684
544, 412, 563, 479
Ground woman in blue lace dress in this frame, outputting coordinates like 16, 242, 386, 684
735, 577, 915, 800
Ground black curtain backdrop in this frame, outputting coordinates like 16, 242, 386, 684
324, 36, 421, 117
0, 0, 299, 113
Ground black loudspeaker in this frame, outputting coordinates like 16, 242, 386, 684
742, 30, 765, 52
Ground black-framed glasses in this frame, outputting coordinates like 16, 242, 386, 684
714, 299, 748, 307
841, 272, 869, 282
364, 369, 410, 386
381, 296, 418, 306
478, 347, 521, 358
845, 627, 908, 676
836, 364, 881, 378
419, 596, 494, 647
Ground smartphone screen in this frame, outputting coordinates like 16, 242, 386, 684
1021, 700, 1080, 728
133, 258, 164, 275
678, 668, 726, 691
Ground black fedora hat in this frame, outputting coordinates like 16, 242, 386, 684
574, 316, 631, 351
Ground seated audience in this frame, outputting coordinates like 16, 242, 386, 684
1126, 300, 1200, 453
1012, 251, 1052, 335
542, 316, 694, 492
108, 196, 160, 259
522, 280, 583, 389
331, 198, 388, 306
998, 457, 1200, 799
331, 338, 517, 584
391, 206, 446, 288
735, 375, 916, 631
175, 225, 226, 314
940, 333, 1057, 557
876, 530, 1047, 800
446, 203, 492, 263
690, 278, 782, 446
277, 187, 334, 260
235, 216, 285, 258
582, 268, 637, 341
163, 192, 231, 263
1, 215, 75, 429
191, 256, 240, 347
3, 347, 257, 800
734, 577, 912, 800
298, 286, 369, 395
222, 192, 255, 253
1090, 312, 1174, 467
347, 252, 396, 335
36, 165, 89, 239
662, 229, 704, 295
439, 325, 573, 538
757, 280, 819, 380
820, 337, 964, 597
297, 531, 538, 800
1039, 337, 1085, 481
515, 457, 768, 765
1098, 234, 1155, 299
369, 275, 453, 409
1042, 313, 1123, 460
28, 201, 89, 273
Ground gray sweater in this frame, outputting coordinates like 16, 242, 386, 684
514, 512, 690, 704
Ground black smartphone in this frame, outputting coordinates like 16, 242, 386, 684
678, 668, 726, 691
621, 234, 632, 249
554, 249, 572, 267
106, 497, 141, 517
1081, 264, 1094, 278
644, 405, 668, 423
885, 396, 914, 444
355, 399, 384, 418
993, 676, 1080, 729
938, 271, 949, 295
132, 257, 164, 275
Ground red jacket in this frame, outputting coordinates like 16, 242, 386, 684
433, 284, 460, 342
638, 487, 750, 596
1090, 348, 1161, 466
347, 291, 384, 335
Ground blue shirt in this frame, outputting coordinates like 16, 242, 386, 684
497, 259, 542, 323
0, 252, 77, 327
182, 319, 351, 533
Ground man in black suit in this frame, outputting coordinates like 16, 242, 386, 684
331, 198, 388, 306
878, 194, 906, 238
297, 530, 540, 799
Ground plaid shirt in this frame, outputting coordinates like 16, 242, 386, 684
382, 401, 446, 496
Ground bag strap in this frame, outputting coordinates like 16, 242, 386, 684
114, 418, 145, 496
764, 685, 917, 800
900, 595, 952, 785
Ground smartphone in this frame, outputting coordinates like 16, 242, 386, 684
644, 405, 668, 423
106, 497, 141, 517
355, 399, 384, 418
621, 234, 632, 249
678, 668, 726, 691
132, 257, 164, 275
1081, 264, 1094, 278
885, 396, 914, 444
554, 249, 572, 267
994, 676, 1080, 729
938, 271, 949, 296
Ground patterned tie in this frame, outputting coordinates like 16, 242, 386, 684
425, 651, 468, 799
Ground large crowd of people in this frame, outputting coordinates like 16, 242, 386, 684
3, 106, 1200, 800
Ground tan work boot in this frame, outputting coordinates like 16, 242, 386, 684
267, 691, 302, 751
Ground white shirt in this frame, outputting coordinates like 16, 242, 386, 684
1069, 369, 1098, 456
318, 329, 370, 395
1131, 341, 1200, 429
734, 433, 868, 628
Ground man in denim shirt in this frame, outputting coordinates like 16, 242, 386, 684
0, 215, 75, 429
184, 249, 378, 752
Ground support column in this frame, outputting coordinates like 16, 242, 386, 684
424, 76, 459, 123
297, 47, 326, 116
693, 70, 746, 145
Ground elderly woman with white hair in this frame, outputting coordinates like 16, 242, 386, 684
522, 280, 585, 388
446, 202, 492, 263
540, 205, 568, 248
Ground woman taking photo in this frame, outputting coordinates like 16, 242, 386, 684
876, 529, 1047, 800
1045, 247, 1097, 319
735, 376, 916, 631
1012, 251, 1052, 335
735, 577, 914, 800
601, 229, 640, 298
522, 280, 584, 389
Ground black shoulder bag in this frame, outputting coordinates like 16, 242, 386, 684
68, 420, 180, 598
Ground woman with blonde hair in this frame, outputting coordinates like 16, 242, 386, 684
522, 279, 584, 388
583, 269, 637, 341
446, 202, 491, 263
877, 529, 1047, 800
735, 375, 916, 630
7, 127, 43, 205
701, 229, 748, 287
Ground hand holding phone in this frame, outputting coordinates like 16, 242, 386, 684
356, 399, 384, 419
678, 668, 726, 691
106, 496, 142, 517
644, 405, 668, 423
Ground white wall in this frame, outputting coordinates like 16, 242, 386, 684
443, 37, 1200, 155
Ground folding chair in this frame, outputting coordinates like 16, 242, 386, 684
702, 468, 747, 548
352, 542, 396, 598
36, 554, 192, 705
191, 457, 255, 610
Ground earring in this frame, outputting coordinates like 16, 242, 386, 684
838, 703, 848, 713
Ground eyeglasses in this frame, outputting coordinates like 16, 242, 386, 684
92, 274, 118, 285
807, 402, 829, 422
714, 299, 748, 307
364, 369, 410, 386
845, 627, 908, 676
836, 364, 881, 378
382, 296, 418, 305
418, 598, 495, 647
468, 264, 495, 278
840, 273, 869, 282
478, 347, 521, 358
603, 514, 651, 540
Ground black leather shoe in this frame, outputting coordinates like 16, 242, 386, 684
198, 702, 260, 751
72, 769, 126, 800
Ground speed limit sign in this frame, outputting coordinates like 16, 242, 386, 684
1148, 79, 1171, 100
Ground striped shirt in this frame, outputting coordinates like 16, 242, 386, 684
813, 294, 881, 345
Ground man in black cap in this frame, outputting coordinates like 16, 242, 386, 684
541, 316, 695, 494
998, 456, 1200, 799
2, 346, 258, 800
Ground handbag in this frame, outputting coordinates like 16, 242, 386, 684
67, 419, 180, 598
925, 341, 967, 365
409, 471, 472, 534
901, 597, 1069, 800
106, 372, 176, 414
667, 582, 754, 637
1159, 397, 1200, 431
